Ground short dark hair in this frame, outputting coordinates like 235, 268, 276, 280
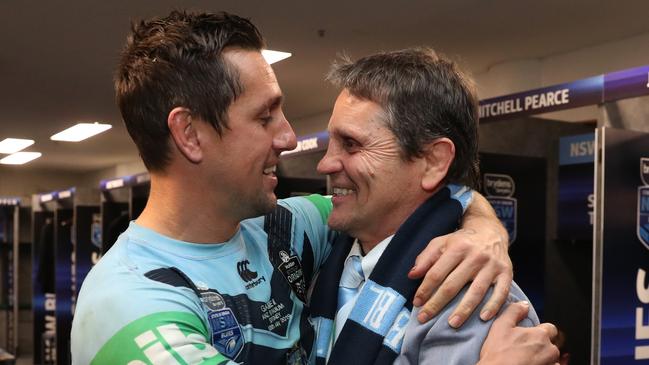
115, 10, 265, 172
327, 47, 480, 188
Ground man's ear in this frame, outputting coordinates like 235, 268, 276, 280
168, 107, 202, 164
421, 138, 455, 191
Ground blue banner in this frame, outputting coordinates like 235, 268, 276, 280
479, 76, 603, 122
604, 65, 649, 102
598, 128, 649, 364
559, 133, 596, 166
480, 154, 546, 320
557, 133, 595, 241
479, 64, 649, 122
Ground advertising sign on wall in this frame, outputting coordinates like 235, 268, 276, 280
558, 133, 595, 241
480, 153, 546, 319
594, 127, 649, 364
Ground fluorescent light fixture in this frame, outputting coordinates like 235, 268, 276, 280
51, 122, 112, 142
262, 49, 292, 64
0, 151, 42, 165
0, 138, 34, 154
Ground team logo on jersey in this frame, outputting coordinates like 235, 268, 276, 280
638, 158, 649, 249
277, 250, 307, 302
484, 173, 518, 244
237, 260, 258, 282
209, 308, 244, 360
237, 260, 267, 290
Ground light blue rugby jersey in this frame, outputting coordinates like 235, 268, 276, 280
71, 195, 334, 365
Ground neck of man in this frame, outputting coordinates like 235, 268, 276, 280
135, 173, 241, 244
355, 191, 432, 255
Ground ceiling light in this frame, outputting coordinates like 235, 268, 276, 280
0, 152, 42, 165
262, 49, 292, 64
0, 138, 35, 154
50, 122, 112, 142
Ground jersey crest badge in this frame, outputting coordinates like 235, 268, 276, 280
277, 250, 307, 302
209, 308, 244, 360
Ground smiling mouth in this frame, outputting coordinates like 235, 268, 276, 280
263, 166, 277, 175
332, 187, 355, 196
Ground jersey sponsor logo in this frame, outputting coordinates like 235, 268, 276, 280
638, 158, 649, 249
209, 308, 244, 360
237, 260, 267, 290
237, 260, 258, 282
90, 312, 227, 365
131, 323, 220, 365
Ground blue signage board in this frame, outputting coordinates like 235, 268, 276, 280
479, 65, 649, 122
558, 133, 595, 241
479, 76, 603, 122
604, 65, 649, 102
480, 154, 546, 320
596, 128, 649, 364
559, 133, 596, 166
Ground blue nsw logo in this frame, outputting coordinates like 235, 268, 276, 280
488, 197, 517, 244
209, 308, 244, 360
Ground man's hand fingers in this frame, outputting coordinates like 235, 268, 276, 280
412, 246, 463, 310
408, 235, 446, 280
447, 269, 494, 328
479, 271, 512, 321
418, 258, 482, 325
539, 322, 558, 341
492, 301, 530, 329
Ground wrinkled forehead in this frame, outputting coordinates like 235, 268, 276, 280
328, 89, 393, 137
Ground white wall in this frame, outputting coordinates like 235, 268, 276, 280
290, 31, 649, 132
473, 31, 649, 123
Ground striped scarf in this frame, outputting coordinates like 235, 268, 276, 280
309, 186, 467, 365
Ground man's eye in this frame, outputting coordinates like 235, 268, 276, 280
342, 138, 359, 151
260, 116, 272, 125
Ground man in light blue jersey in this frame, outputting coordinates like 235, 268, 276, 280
72, 11, 550, 365
311, 48, 558, 365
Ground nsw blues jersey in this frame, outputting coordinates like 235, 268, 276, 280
71, 195, 334, 365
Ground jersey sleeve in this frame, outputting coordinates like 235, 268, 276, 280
90, 311, 233, 365
72, 272, 236, 365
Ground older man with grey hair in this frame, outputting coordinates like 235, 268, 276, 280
310, 48, 558, 365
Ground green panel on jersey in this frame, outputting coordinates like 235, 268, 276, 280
91, 311, 230, 365
305, 194, 332, 224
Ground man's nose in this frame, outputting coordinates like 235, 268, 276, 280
317, 144, 342, 175
273, 117, 297, 152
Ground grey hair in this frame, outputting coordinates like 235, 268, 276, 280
327, 47, 480, 188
